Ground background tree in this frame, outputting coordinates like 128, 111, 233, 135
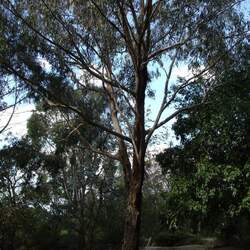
27, 100, 123, 250
0, 109, 125, 250
156, 44, 250, 246
0, 136, 42, 250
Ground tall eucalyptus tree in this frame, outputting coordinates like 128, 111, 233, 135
0, 1, 249, 249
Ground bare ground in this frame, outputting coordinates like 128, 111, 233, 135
143, 246, 243, 250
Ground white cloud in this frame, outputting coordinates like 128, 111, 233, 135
0, 103, 35, 140
170, 64, 208, 83
80, 73, 103, 88
37, 57, 52, 73
171, 65, 193, 79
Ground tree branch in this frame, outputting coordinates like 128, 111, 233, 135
1, 61, 132, 144
89, 0, 125, 39
65, 122, 120, 161
155, 102, 208, 131
146, 52, 177, 144
0, 83, 18, 134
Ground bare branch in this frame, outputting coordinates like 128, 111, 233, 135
1, 60, 133, 144
67, 123, 120, 161
145, 52, 177, 144
0, 83, 18, 134
127, 1, 140, 33
147, 0, 243, 62
0, 95, 27, 112
163, 35, 243, 110
89, 0, 125, 39
139, 0, 153, 42
4, 1, 129, 94
147, 38, 188, 62
117, 1, 138, 64
155, 102, 208, 131
45, 99, 133, 144
102, 77, 132, 183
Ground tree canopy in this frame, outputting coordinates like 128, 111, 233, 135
156, 45, 250, 245
0, 1, 249, 249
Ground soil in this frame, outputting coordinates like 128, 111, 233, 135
143, 246, 244, 250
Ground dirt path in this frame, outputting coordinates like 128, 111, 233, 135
216, 248, 243, 250
143, 246, 206, 250
143, 246, 243, 250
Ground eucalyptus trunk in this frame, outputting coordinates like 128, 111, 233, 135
122, 160, 145, 250
122, 67, 147, 250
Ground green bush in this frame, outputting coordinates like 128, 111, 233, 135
154, 231, 201, 246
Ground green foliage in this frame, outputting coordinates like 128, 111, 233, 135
154, 231, 200, 247
0, 132, 124, 250
157, 49, 250, 241
0, 93, 125, 250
